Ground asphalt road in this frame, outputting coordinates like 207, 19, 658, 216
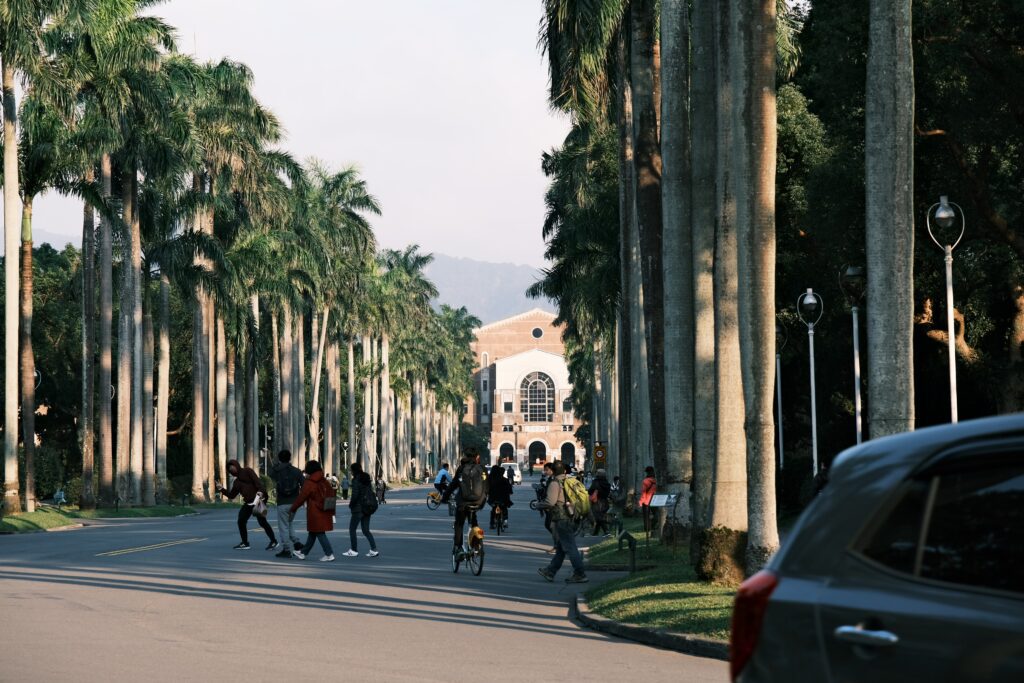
0, 475, 727, 682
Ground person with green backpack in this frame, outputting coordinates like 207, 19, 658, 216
537, 461, 588, 584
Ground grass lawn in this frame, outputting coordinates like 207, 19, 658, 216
584, 516, 736, 641
0, 504, 198, 534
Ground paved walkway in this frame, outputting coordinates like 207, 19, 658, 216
0, 476, 726, 682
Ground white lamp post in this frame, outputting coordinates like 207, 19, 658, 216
775, 323, 787, 469
798, 288, 824, 475
840, 266, 867, 444
926, 196, 965, 423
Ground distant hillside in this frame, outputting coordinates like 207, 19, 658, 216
425, 253, 554, 325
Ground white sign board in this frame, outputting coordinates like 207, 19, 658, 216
649, 494, 678, 508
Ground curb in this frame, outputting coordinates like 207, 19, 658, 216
0, 523, 84, 535
572, 594, 729, 661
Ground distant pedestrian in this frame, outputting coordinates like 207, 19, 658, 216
639, 466, 657, 532
488, 464, 513, 530
216, 459, 278, 551
269, 450, 305, 557
411, 461, 417, 482
537, 461, 587, 584
375, 477, 388, 504
588, 469, 612, 536
341, 473, 350, 500
290, 460, 336, 562
345, 462, 379, 558
538, 461, 557, 553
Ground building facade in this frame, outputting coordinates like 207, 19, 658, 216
466, 309, 585, 468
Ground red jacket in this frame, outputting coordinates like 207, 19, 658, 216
290, 471, 335, 533
639, 476, 657, 506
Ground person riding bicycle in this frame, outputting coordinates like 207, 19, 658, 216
441, 448, 488, 553
434, 462, 452, 496
487, 464, 513, 530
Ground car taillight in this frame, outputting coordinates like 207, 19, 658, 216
730, 570, 779, 682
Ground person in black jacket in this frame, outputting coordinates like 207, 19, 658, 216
488, 464, 513, 530
344, 462, 379, 558
269, 450, 305, 557
441, 448, 488, 551
215, 459, 278, 550
588, 469, 612, 536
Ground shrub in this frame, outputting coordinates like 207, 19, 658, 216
65, 476, 83, 506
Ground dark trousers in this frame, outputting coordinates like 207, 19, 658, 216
238, 504, 276, 545
489, 502, 510, 528
546, 518, 586, 576
349, 512, 377, 551
454, 507, 478, 549
301, 532, 334, 557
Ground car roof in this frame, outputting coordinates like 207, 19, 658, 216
775, 412, 1024, 573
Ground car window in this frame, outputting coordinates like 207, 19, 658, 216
920, 463, 1024, 594
860, 479, 930, 574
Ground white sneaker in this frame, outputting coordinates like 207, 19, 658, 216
319, 554, 335, 562
291, 550, 306, 560
342, 549, 359, 557
366, 550, 379, 558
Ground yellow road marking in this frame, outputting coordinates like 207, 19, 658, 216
96, 537, 207, 557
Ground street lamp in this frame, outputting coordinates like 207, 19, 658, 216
926, 196, 966, 423
839, 266, 867, 444
797, 288, 823, 475
775, 323, 788, 469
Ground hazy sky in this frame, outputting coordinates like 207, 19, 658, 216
29, 1, 570, 267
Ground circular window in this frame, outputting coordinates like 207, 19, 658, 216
532, 327, 544, 339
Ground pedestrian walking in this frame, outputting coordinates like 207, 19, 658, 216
215, 459, 278, 550
588, 469, 612, 536
341, 473, 350, 500
639, 466, 657, 532
269, 450, 305, 557
537, 461, 588, 583
488, 464, 512, 530
344, 462, 379, 558
289, 460, 337, 561
375, 477, 388, 504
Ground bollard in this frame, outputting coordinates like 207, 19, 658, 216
617, 531, 638, 573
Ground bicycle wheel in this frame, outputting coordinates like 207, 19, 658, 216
495, 508, 504, 536
426, 495, 440, 511
529, 499, 540, 511
469, 547, 484, 575
451, 547, 461, 573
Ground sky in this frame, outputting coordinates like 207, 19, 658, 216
28, 0, 571, 268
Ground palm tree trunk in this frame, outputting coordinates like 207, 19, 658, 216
216, 314, 228, 481
294, 308, 306, 462
234, 347, 245, 464
382, 334, 392, 481
630, 0, 668, 491
660, 0, 694, 526
309, 309, 329, 462
690, 0, 717, 541
19, 202, 36, 512
118, 172, 134, 504
735, 0, 780, 574
130, 171, 143, 506
280, 304, 294, 454
271, 309, 281, 455
866, 0, 915, 437
2, 63, 21, 514
206, 296, 215, 495
191, 290, 206, 502
247, 294, 259, 470
324, 339, 336, 472
371, 337, 379, 476
142, 299, 155, 506
80, 188, 97, 509
226, 344, 237, 472
98, 152, 114, 506
156, 274, 170, 499
700, 1, 748, 584
331, 340, 343, 474
362, 335, 373, 472
347, 339, 356, 468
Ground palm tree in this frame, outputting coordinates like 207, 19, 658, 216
866, 0, 915, 438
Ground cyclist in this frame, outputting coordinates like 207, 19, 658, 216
441, 448, 488, 553
434, 462, 452, 496
487, 463, 513, 530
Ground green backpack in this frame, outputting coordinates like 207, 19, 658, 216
562, 476, 591, 520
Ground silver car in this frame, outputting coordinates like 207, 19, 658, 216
733, 413, 1024, 682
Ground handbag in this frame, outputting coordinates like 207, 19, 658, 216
322, 495, 338, 513
253, 496, 268, 517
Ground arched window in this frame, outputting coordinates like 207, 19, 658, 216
520, 372, 555, 422
482, 352, 489, 368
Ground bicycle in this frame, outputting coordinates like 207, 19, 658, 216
492, 503, 508, 535
452, 507, 485, 575
426, 490, 443, 510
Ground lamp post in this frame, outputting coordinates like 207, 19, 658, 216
926, 196, 966, 423
839, 266, 867, 444
775, 323, 788, 469
798, 288, 824, 475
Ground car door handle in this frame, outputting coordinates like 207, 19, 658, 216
834, 625, 900, 647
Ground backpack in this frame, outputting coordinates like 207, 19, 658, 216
460, 463, 488, 506
280, 466, 304, 499
360, 479, 379, 515
562, 476, 591, 520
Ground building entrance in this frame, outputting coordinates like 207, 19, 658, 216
528, 441, 547, 466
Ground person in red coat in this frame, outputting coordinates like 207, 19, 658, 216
289, 460, 336, 562
639, 466, 658, 532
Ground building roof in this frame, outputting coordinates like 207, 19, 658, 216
491, 347, 565, 366
475, 308, 557, 334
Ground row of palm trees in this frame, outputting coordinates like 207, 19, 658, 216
536, 0, 914, 581
1, 0, 477, 513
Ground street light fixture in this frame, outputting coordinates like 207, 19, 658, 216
775, 322, 788, 469
839, 266, 867, 444
797, 288, 823, 475
926, 195, 966, 423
